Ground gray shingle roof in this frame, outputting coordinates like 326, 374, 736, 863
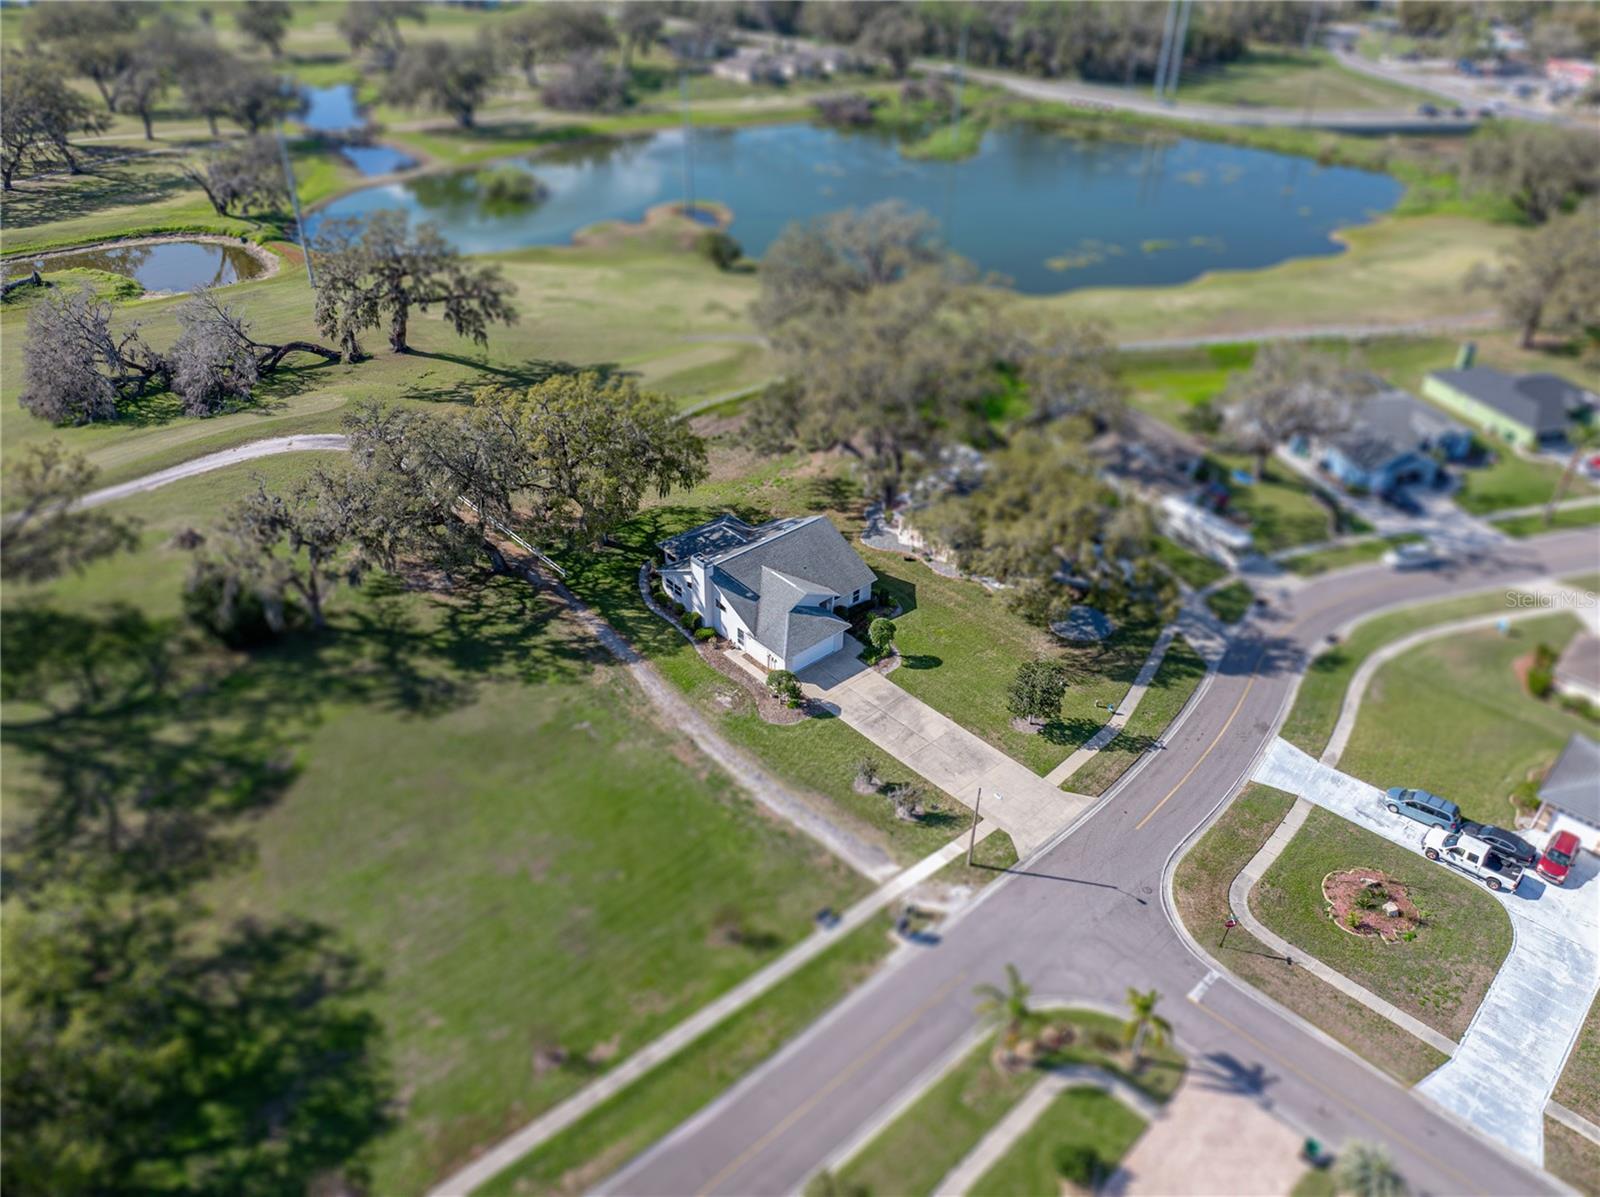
1539, 734, 1600, 824
1556, 632, 1600, 693
1430, 369, 1595, 437
1329, 392, 1469, 470
674, 514, 876, 662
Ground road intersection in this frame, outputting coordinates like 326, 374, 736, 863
601, 529, 1598, 1197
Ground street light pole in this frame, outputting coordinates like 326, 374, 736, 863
967, 788, 983, 866
1152, 0, 1178, 102
275, 117, 315, 289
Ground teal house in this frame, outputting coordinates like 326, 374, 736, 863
1422, 368, 1596, 450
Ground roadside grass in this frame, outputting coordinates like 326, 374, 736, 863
1153, 536, 1229, 590
1290, 1167, 1339, 1197
1063, 637, 1208, 798
835, 1011, 1183, 1197
1544, 1117, 1600, 1197
967, 1086, 1147, 1197
1555, 992, 1600, 1126
3, 465, 867, 1197
2, 225, 767, 489
1172, 785, 1449, 1085
931, 831, 1021, 890
1206, 581, 1254, 624
1170, 46, 1446, 110
1253, 806, 1513, 1040
1284, 534, 1422, 577
1280, 588, 1546, 758
477, 913, 896, 1197
859, 547, 1165, 776
1455, 451, 1591, 515
1339, 614, 1592, 824
1492, 503, 1600, 537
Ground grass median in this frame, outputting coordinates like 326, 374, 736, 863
1493, 504, 1600, 538
833, 1010, 1182, 1197
1172, 785, 1449, 1085
1554, 992, 1600, 1126
1285, 534, 1422, 577
1064, 637, 1207, 797
1253, 807, 1512, 1042
1206, 581, 1255, 624
478, 913, 896, 1197
968, 1086, 1147, 1197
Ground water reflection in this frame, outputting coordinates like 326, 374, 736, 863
8, 241, 266, 293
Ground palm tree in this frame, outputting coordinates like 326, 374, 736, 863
974, 963, 1032, 1047
1121, 987, 1172, 1071
1334, 1141, 1407, 1197
1545, 423, 1600, 527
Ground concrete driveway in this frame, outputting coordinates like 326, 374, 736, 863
1252, 737, 1600, 1164
798, 642, 1093, 856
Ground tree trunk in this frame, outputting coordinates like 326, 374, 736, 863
256, 340, 343, 372
1546, 448, 1581, 526
1254, 450, 1267, 481
388, 303, 410, 354
1521, 305, 1543, 349
141, 111, 155, 141
207, 113, 219, 136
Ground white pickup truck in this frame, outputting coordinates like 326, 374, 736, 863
1421, 827, 1523, 893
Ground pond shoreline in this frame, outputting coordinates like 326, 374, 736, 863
1, 233, 282, 297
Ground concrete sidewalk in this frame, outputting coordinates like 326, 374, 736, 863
1044, 627, 1178, 787
798, 643, 1093, 856
1251, 737, 1600, 1165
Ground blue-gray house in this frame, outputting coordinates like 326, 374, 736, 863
1320, 391, 1473, 494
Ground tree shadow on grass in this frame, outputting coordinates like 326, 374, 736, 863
396, 353, 630, 403
1, 155, 196, 230
1038, 716, 1105, 746
900, 654, 942, 670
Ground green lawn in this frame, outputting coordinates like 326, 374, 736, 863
1455, 452, 1590, 515
1280, 587, 1553, 758
1253, 807, 1513, 1041
836, 1011, 1183, 1197
1172, 46, 1447, 110
1206, 581, 1254, 624
1339, 614, 1595, 824
861, 548, 1166, 776
1152, 536, 1229, 590
1493, 503, 1600, 538
1172, 785, 1449, 1085
1555, 992, 1600, 1127
1208, 455, 1337, 552
1285, 534, 1422, 577
478, 913, 896, 1197
967, 1086, 1147, 1197
2, 464, 869, 1197
1063, 637, 1208, 797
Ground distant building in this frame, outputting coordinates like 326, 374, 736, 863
1554, 631, 1600, 706
1533, 734, 1600, 853
658, 514, 875, 673
1546, 58, 1598, 89
1422, 368, 1597, 450
711, 48, 785, 85
1318, 390, 1473, 494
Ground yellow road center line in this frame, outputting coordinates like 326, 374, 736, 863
1135, 663, 1260, 832
695, 970, 968, 1196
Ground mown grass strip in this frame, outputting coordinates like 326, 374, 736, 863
1064, 636, 1207, 797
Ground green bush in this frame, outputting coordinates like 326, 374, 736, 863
694, 626, 716, 642
765, 669, 802, 707
696, 230, 742, 271
868, 617, 896, 653
1527, 665, 1553, 698
474, 166, 548, 209
1054, 1145, 1103, 1188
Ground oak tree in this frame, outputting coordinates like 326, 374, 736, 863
1, 443, 140, 584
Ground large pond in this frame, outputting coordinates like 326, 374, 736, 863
7, 241, 266, 293
301, 84, 417, 177
311, 122, 1403, 294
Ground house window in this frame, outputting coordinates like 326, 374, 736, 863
736, 628, 745, 646
717, 598, 728, 612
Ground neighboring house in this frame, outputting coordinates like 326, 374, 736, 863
1422, 368, 1597, 450
1554, 631, 1600, 706
658, 514, 876, 673
1532, 734, 1600, 853
711, 48, 785, 85
1318, 391, 1472, 494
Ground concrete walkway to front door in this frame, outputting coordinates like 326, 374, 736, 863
798, 640, 1095, 856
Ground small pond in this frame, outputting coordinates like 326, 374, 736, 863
6, 241, 267, 293
311, 121, 1404, 294
301, 83, 363, 133
341, 144, 417, 177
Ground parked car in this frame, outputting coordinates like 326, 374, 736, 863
1450, 105, 1467, 117
1382, 488, 1424, 516
1385, 787, 1460, 829
1537, 830, 1581, 885
1418, 102, 1441, 116
1475, 105, 1497, 118
1422, 827, 1523, 893
1459, 821, 1539, 869
1384, 541, 1443, 570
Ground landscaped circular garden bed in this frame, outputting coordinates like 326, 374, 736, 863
1321, 869, 1422, 942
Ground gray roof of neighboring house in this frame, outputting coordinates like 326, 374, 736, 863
1539, 733, 1600, 823
1429, 368, 1595, 437
1328, 391, 1469, 470
659, 514, 759, 561
670, 514, 876, 661
1556, 631, 1600, 691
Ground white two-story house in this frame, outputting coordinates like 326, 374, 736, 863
657, 514, 877, 673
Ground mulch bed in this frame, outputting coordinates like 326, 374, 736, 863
695, 640, 807, 725
1321, 869, 1422, 942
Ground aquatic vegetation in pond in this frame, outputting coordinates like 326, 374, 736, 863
474, 166, 549, 212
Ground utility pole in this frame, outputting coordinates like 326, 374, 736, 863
679, 67, 695, 218
966, 788, 983, 866
950, 19, 969, 135
1152, 0, 1179, 101
275, 117, 315, 288
1164, 0, 1193, 99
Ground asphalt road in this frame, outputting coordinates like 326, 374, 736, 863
600, 529, 1599, 1197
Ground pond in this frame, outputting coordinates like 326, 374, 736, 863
340, 144, 417, 177
311, 122, 1404, 294
7, 241, 267, 293
301, 83, 363, 133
